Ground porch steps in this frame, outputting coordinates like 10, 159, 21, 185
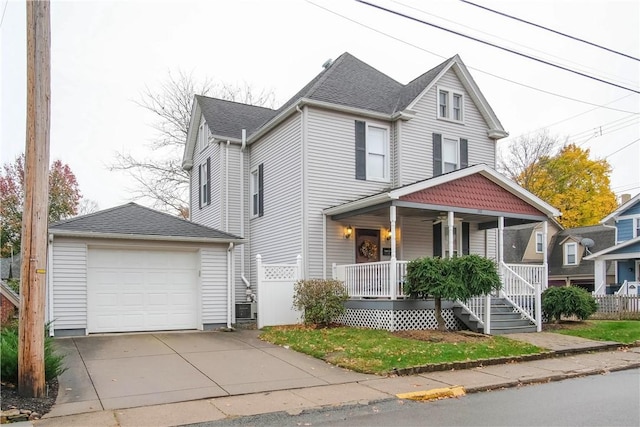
454, 298, 536, 335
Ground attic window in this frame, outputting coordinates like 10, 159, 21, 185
437, 86, 464, 123
564, 242, 577, 266
198, 119, 208, 152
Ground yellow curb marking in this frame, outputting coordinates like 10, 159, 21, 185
396, 386, 466, 401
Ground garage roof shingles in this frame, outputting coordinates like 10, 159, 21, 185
399, 174, 545, 216
50, 203, 241, 241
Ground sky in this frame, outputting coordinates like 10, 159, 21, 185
1, 0, 639, 213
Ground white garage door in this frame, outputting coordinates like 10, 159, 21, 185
88, 248, 198, 333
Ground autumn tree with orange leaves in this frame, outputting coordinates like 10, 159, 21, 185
0, 154, 82, 258
502, 137, 617, 228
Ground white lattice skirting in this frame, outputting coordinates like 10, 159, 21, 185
336, 308, 463, 331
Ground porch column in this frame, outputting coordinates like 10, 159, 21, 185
593, 259, 607, 295
537, 220, 548, 332
390, 205, 397, 300
447, 211, 454, 258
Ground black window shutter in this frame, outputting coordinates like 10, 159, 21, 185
460, 138, 468, 169
433, 133, 442, 176
198, 164, 202, 209
462, 222, 470, 255
433, 223, 442, 258
206, 157, 211, 205
258, 163, 264, 217
355, 120, 366, 180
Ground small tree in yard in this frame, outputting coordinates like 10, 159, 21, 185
542, 286, 597, 323
404, 255, 501, 331
293, 279, 348, 327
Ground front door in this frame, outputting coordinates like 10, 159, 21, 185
355, 228, 380, 263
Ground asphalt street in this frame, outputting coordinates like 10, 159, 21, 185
192, 368, 640, 427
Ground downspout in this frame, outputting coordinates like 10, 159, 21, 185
227, 242, 234, 329
296, 105, 307, 278
240, 129, 253, 301
225, 140, 230, 232
47, 234, 54, 337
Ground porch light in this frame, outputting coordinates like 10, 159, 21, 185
344, 225, 353, 239
386, 229, 392, 241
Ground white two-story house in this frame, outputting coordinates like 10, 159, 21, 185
183, 52, 560, 333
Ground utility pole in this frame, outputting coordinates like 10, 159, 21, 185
19, 0, 51, 398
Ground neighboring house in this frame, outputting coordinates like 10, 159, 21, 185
1, 280, 19, 325
547, 225, 615, 292
586, 193, 640, 295
1, 254, 21, 280
503, 221, 561, 265
183, 52, 560, 334
45, 203, 243, 336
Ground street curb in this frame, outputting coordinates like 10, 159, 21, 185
390, 342, 632, 376
396, 386, 465, 401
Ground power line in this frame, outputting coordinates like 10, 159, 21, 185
306, 1, 638, 114
392, 0, 639, 90
355, 0, 640, 94
460, 0, 640, 62
605, 138, 640, 159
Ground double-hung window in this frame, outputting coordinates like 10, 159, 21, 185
635, 217, 640, 238
535, 232, 543, 253
198, 158, 211, 208
355, 121, 390, 182
251, 164, 264, 217
442, 137, 459, 173
437, 86, 464, 123
198, 119, 208, 152
433, 134, 468, 176
564, 242, 577, 265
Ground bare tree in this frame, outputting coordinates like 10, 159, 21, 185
110, 70, 275, 217
77, 199, 99, 216
497, 130, 561, 189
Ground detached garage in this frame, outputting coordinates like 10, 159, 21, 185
47, 203, 243, 336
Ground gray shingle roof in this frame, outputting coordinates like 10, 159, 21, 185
196, 52, 454, 140
196, 96, 276, 140
548, 225, 615, 276
503, 223, 537, 263
50, 203, 242, 241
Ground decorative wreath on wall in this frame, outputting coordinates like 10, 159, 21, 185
359, 240, 378, 261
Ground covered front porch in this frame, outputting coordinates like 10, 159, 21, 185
587, 236, 640, 296
323, 165, 561, 334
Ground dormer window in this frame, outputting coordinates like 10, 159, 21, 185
564, 242, 577, 266
437, 86, 464, 123
535, 232, 543, 253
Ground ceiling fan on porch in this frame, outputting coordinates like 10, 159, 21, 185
427, 213, 463, 225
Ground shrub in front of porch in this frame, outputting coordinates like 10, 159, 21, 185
542, 286, 598, 323
404, 255, 501, 331
293, 279, 349, 327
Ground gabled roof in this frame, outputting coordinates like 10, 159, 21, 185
583, 236, 640, 261
323, 164, 561, 219
601, 193, 640, 224
50, 203, 243, 243
183, 52, 508, 168
548, 225, 615, 276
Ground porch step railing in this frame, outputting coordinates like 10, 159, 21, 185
333, 261, 408, 299
501, 262, 544, 331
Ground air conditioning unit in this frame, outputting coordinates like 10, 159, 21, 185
235, 303, 257, 320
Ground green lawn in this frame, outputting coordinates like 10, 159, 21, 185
260, 326, 542, 375
551, 320, 640, 344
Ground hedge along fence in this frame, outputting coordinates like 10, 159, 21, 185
591, 295, 640, 320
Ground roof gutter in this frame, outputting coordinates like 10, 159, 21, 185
48, 230, 245, 244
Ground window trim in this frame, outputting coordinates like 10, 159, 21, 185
564, 242, 578, 266
365, 123, 390, 183
535, 231, 543, 253
437, 86, 464, 124
634, 217, 640, 238
198, 118, 208, 152
250, 164, 263, 218
441, 135, 460, 174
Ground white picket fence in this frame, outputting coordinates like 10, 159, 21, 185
256, 254, 303, 329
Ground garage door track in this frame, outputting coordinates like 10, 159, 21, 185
50, 330, 371, 417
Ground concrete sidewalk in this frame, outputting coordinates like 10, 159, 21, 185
32, 332, 640, 427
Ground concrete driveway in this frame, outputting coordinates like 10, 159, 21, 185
49, 330, 371, 417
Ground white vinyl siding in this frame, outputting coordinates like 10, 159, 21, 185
401, 69, 495, 185
306, 108, 393, 278
51, 241, 88, 330
401, 217, 434, 260
249, 114, 303, 282
201, 248, 228, 324
191, 140, 222, 228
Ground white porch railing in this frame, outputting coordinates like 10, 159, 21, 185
501, 262, 544, 331
333, 261, 408, 299
615, 281, 640, 296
